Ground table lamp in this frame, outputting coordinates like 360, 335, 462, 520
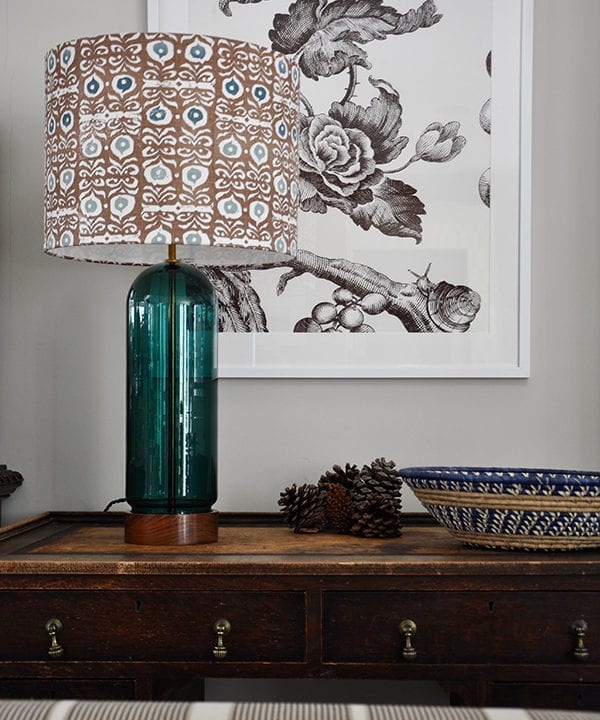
44, 33, 299, 545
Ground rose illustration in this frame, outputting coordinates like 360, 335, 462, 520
298, 77, 425, 240
299, 114, 382, 214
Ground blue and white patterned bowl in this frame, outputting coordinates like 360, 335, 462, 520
399, 467, 600, 550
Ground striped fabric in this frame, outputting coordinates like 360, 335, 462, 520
231, 704, 350, 720
0, 702, 597, 720
529, 713, 600, 720
0, 701, 196, 720
68, 701, 189, 720
0, 700, 56, 720
369, 709, 487, 720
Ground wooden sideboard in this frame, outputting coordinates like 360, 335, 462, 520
0, 511, 598, 708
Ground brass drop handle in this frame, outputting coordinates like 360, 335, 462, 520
571, 620, 589, 662
45, 618, 64, 659
399, 619, 417, 661
213, 618, 231, 660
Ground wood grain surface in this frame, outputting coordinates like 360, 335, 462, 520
0, 512, 598, 576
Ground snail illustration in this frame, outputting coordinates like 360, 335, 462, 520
409, 264, 481, 332
219, 0, 269, 16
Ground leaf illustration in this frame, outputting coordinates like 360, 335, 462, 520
329, 76, 408, 164
204, 269, 268, 332
392, 0, 441, 35
300, 164, 383, 216
270, 0, 442, 79
219, 0, 270, 17
270, 0, 328, 54
299, 36, 370, 80
349, 177, 424, 240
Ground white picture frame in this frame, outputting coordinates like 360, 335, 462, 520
148, 0, 532, 378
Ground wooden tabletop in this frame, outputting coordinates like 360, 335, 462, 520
0, 512, 598, 577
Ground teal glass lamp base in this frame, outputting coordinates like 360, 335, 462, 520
125, 257, 218, 545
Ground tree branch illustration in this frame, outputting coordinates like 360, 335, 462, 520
340, 65, 359, 105
276, 249, 481, 333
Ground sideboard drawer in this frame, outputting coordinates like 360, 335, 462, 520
0, 590, 305, 662
323, 591, 598, 665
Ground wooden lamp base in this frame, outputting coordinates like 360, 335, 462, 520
124, 511, 218, 545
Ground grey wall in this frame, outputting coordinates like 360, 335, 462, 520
1, 0, 599, 705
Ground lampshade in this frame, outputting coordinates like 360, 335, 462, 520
44, 32, 299, 266
43, 33, 300, 545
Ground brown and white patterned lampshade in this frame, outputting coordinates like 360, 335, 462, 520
44, 33, 300, 267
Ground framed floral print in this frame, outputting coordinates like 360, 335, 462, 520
147, 0, 532, 377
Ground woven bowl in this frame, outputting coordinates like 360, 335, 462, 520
399, 466, 600, 550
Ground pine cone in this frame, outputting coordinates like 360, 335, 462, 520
318, 463, 361, 492
325, 483, 353, 533
352, 457, 402, 512
350, 493, 403, 538
278, 483, 326, 533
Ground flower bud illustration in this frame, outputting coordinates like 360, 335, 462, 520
414, 121, 466, 162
